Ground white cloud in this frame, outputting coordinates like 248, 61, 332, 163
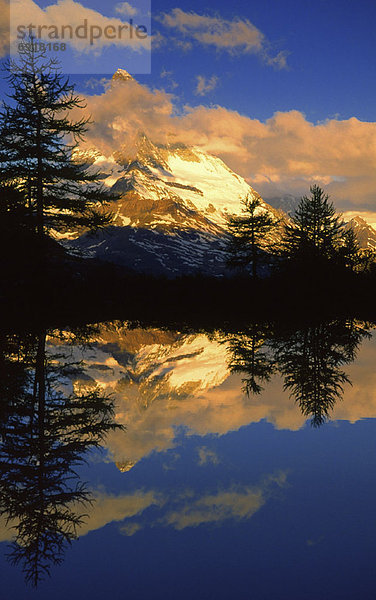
157, 9, 287, 68
195, 74, 219, 96
114, 2, 137, 17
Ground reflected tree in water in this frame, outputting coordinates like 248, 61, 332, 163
226, 324, 275, 395
272, 320, 370, 427
224, 318, 370, 426
0, 328, 122, 586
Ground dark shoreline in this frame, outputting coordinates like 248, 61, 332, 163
2, 253, 376, 332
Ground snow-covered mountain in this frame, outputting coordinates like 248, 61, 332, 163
54, 323, 232, 467
67, 70, 281, 276
67, 69, 376, 275
345, 216, 376, 250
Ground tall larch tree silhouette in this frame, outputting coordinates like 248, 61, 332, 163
226, 195, 278, 278
0, 43, 114, 239
281, 185, 344, 267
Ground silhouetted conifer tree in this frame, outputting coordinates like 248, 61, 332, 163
281, 185, 343, 267
226, 195, 278, 278
0, 43, 114, 239
226, 325, 275, 395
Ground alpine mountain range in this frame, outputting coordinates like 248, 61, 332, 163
65, 68, 376, 277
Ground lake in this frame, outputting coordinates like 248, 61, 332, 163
1, 318, 376, 599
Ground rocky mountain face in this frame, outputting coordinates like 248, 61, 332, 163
344, 216, 376, 250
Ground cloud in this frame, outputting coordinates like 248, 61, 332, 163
157, 9, 287, 68
197, 447, 219, 466
81, 77, 376, 211
78, 490, 162, 537
114, 2, 137, 17
195, 74, 219, 96
79, 471, 287, 538
120, 522, 142, 536
162, 472, 287, 531
160, 68, 173, 78
163, 488, 265, 530
0, 0, 9, 58
120, 472, 287, 535
160, 68, 178, 90
265, 50, 289, 70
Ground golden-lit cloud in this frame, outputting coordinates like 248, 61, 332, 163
157, 9, 287, 68
78, 490, 162, 537
163, 487, 265, 530
197, 446, 219, 466
118, 473, 287, 535
195, 74, 219, 96
0, 491, 161, 542
82, 77, 376, 211
0, 0, 9, 58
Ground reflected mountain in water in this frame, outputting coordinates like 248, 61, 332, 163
56, 318, 373, 468
0, 329, 122, 586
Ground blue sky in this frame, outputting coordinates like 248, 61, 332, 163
152, 0, 376, 123
73, 0, 376, 123
2, 0, 376, 213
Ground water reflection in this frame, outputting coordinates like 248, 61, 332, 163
226, 319, 370, 426
225, 324, 275, 395
271, 320, 370, 427
0, 328, 122, 586
0, 316, 373, 586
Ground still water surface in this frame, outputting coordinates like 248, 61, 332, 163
1, 319, 376, 599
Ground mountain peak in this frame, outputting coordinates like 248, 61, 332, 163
112, 68, 134, 82
115, 460, 136, 473
346, 215, 376, 249
349, 215, 369, 226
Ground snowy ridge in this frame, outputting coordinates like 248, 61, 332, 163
69, 134, 280, 276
